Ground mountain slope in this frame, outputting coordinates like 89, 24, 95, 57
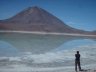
0, 6, 95, 35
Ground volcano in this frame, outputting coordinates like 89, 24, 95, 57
0, 6, 95, 35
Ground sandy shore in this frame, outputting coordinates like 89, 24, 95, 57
0, 65, 96, 72
0, 30, 96, 37
0, 68, 96, 72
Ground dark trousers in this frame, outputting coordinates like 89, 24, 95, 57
75, 60, 81, 71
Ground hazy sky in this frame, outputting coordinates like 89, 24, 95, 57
0, 0, 96, 31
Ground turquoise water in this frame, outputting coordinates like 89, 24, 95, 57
0, 33, 67, 55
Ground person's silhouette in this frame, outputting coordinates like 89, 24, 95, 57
75, 51, 81, 72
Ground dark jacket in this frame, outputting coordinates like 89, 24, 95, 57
75, 54, 80, 61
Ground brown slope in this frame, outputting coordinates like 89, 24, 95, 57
0, 6, 94, 35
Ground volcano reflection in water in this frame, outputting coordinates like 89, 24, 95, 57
0, 33, 96, 72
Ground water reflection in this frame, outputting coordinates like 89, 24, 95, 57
0, 33, 96, 69
55, 39, 96, 51
0, 41, 19, 56
0, 33, 96, 54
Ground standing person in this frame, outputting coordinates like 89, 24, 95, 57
75, 51, 82, 72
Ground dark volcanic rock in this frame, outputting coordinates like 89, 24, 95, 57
0, 6, 95, 35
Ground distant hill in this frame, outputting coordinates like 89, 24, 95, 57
0, 6, 95, 35
91, 31, 96, 35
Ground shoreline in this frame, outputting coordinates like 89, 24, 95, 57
0, 65, 96, 72
0, 30, 96, 37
